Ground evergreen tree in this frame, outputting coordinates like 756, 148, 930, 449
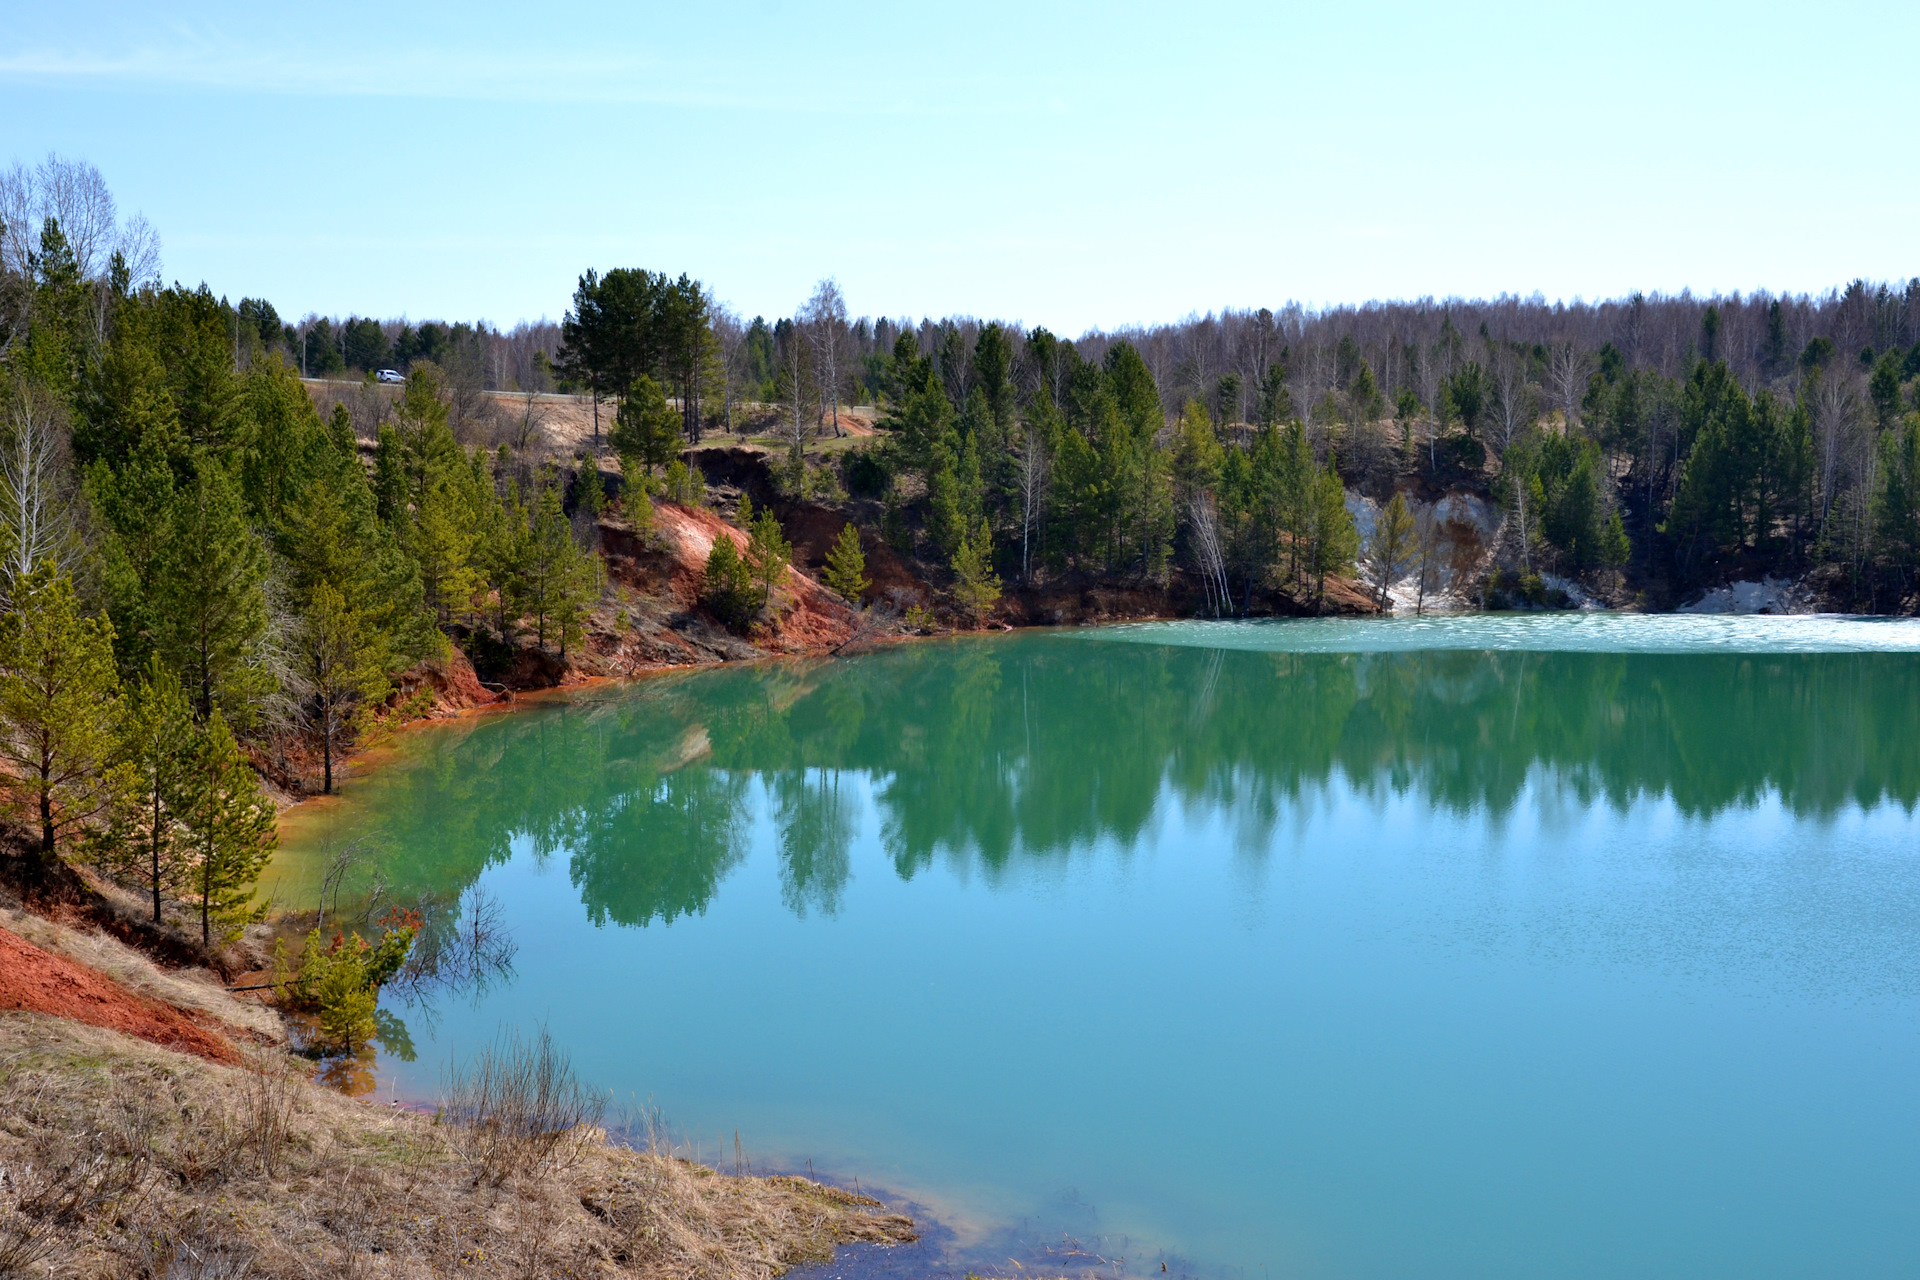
181, 710, 276, 947
1874, 415, 1920, 571
298, 581, 390, 794
610, 374, 681, 477
701, 533, 758, 631
1365, 492, 1417, 608
1599, 511, 1632, 569
951, 521, 1002, 625
822, 523, 869, 601
510, 473, 598, 652
101, 657, 194, 923
152, 458, 272, 722
0, 567, 120, 866
744, 498, 792, 605
1305, 463, 1359, 599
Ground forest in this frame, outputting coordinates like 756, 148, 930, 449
1, 154, 1919, 920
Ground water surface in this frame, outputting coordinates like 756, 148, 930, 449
275, 616, 1920, 1278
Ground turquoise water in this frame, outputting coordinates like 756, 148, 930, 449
275, 616, 1920, 1278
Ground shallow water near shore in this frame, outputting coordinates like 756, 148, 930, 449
274, 616, 1920, 1279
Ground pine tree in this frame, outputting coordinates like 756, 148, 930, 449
0, 566, 121, 867
299, 582, 390, 794
701, 533, 757, 631
822, 523, 869, 601
181, 710, 276, 947
509, 473, 598, 652
1599, 511, 1632, 569
1365, 492, 1417, 609
951, 521, 1002, 625
1307, 463, 1359, 600
153, 458, 272, 722
610, 374, 681, 478
413, 470, 483, 624
745, 501, 792, 605
101, 657, 194, 923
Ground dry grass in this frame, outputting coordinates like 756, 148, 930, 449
0, 1014, 916, 1278
0, 905, 282, 1044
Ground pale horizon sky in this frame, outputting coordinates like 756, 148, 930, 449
5, 0, 1915, 334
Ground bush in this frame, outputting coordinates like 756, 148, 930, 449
841, 446, 894, 498
441, 1027, 604, 1187
280, 910, 421, 1052
662, 459, 706, 507
701, 536, 761, 632
1484, 567, 1572, 611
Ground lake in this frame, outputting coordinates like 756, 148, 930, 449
273, 615, 1920, 1279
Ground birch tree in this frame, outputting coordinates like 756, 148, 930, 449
0, 377, 82, 594
803, 280, 849, 437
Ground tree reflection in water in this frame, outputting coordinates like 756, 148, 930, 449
288, 635, 1920, 936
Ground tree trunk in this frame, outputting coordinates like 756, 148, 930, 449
150, 789, 163, 925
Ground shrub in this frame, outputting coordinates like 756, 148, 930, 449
281, 909, 421, 1052
441, 1027, 604, 1187
701, 536, 761, 632
841, 446, 893, 498
661, 459, 706, 507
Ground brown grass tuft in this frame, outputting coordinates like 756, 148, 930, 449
0, 1013, 915, 1278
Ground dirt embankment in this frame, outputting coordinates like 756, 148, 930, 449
0, 924, 241, 1065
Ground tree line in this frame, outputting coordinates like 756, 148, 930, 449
0, 161, 611, 942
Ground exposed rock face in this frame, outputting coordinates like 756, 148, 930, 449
1346, 487, 1501, 612
1678, 576, 1817, 615
395, 646, 506, 712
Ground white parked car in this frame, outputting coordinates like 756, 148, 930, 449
375, 368, 404, 384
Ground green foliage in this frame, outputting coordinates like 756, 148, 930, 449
610, 373, 681, 477
100, 657, 195, 923
950, 522, 1002, 625
741, 496, 792, 603
284, 910, 421, 1052
1484, 567, 1573, 610
0, 567, 121, 862
509, 472, 601, 655
1600, 512, 1632, 569
822, 523, 870, 601
180, 709, 276, 947
1874, 415, 1920, 568
661, 458, 706, 507
1666, 364, 1810, 567
701, 531, 760, 631
1440, 361, 1487, 435
1365, 492, 1417, 608
151, 458, 273, 723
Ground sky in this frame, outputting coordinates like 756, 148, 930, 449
4, 0, 1916, 334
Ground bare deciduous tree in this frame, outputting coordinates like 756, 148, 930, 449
1486, 346, 1539, 458
0, 154, 160, 284
711, 305, 747, 434
776, 322, 817, 466
1187, 493, 1231, 617
1549, 343, 1590, 434
1017, 420, 1050, 580
803, 280, 849, 437
0, 380, 81, 592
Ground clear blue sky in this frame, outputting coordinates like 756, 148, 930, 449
5, 0, 1914, 333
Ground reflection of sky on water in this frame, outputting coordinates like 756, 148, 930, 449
276, 623, 1920, 1279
